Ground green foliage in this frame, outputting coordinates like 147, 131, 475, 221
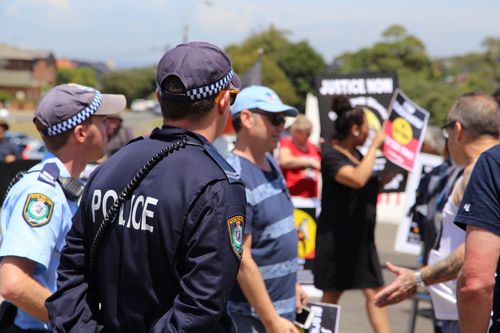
0, 90, 14, 102
226, 25, 327, 111
90, 25, 497, 125
336, 24, 432, 76
334, 25, 499, 125
278, 41, 326, 110
382, 25, 407, 40
57, 67, 98, 87
101, 67, 156, 105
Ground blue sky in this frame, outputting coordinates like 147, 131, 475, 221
1, 0, 499, 68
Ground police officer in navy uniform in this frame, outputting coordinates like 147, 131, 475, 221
46, 42, 247, 333
0, 84, 126, 333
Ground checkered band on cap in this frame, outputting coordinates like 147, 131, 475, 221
186, 70, 235, 101
44, 91, 103, 136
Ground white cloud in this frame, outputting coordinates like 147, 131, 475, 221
195, 3, 252, 34
39, 0, 69, 11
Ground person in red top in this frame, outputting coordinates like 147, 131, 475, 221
278, 115, 321, 198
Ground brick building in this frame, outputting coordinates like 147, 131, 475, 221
0, 44, 57, 109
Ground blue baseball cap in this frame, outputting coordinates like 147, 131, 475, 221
231, 85, 298, 117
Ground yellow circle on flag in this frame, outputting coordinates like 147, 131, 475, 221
365, 109, 381, 131
392, 117, 413, 145
294, 208, 317, 259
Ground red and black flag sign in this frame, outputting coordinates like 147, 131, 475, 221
383, 89, 430, 171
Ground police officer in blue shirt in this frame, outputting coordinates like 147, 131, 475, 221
46, 42, 247, 333
0, 84, 126, 333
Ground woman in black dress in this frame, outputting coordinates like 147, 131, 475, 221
314, 96, 390, 333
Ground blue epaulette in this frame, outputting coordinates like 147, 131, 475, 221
37, 163, 60, 187
204, 143, 241, 184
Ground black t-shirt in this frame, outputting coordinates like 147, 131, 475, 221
319, 146, 379, 231
455, 144, 500, 331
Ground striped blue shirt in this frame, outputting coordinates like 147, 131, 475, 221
226, 153, 298, 320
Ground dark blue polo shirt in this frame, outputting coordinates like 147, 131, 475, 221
46, 126, 247, 333
455, 144, 500, 332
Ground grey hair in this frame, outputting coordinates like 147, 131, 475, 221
448, 92, 500, 139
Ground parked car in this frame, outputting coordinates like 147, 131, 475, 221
4, 131, 34, 156
130, 99, 156, 113
152, 101, 161, 115
5, 131, 33, 149
4, 132, 45, 160
21, 140, 45, 160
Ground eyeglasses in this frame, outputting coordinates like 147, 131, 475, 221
441, 121, 463, 139
251, 109, 286, 127
215, 88, 239, 106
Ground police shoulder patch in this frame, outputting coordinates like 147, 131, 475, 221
23, 193, 54, 227
227, 215, 245, 260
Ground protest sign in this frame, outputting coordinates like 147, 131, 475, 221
292, 197, 318, 285
314, 73, 407, 193
383, 89, 430, 172
300, 302, 341, 333
394, 153, 443, 255
315, 73, 397, 147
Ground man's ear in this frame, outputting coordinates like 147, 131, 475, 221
72, 124, 87, 143
215, 91, 229, 114
239, 109, 253, 129
156, 90, 161, 103
455, 122, 465, 141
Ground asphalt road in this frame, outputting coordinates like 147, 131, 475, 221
334, 222, 435, 333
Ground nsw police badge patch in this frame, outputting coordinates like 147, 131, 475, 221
23, 193, 54, 227
227, 215, 244, 260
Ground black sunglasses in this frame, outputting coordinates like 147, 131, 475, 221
440, 120, 465, 139
251, 109, 286, 127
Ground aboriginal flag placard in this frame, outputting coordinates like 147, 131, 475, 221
383, 89, 430, 172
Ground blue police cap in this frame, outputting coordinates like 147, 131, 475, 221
156, 41, 241, 101
34, 83, 126, 136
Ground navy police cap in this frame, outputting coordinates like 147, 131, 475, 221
156, 41, 241, 101
34, 83, 126, 136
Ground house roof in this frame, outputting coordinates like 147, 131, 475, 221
0, 70, 38, 87
0, 43, 54, 61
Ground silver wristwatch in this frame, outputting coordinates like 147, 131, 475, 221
415, 271, 425, 288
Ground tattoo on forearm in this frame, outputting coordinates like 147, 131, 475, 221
424, 250, 463, 285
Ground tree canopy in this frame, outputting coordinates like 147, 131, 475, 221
56, 67, 98, 87
226, 25, 326, 111
334, 25, 499, 125
57, 24, 497, 125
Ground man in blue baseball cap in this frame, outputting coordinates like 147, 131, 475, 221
0, 83, 125, 332
46, 42, 247, 333
226, 85, 308, 333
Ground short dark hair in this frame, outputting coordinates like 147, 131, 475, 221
158, 76, 218, 120
232, 113, 242, 132
34, 118, 78, 151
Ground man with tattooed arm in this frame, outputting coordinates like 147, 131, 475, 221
374, 93, 500, 333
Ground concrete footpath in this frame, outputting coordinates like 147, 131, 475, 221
328, 222, 434, 333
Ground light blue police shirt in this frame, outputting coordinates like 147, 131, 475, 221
0, 151, 77, 330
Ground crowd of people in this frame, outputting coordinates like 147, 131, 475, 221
0, 40, 498, 333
